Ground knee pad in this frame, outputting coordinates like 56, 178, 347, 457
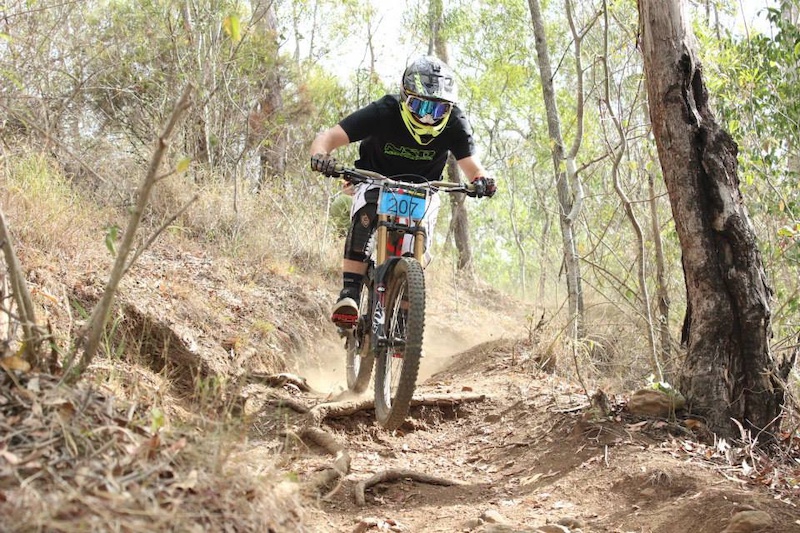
344, 202, 377, 261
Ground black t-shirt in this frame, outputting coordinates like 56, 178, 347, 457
338, 94, 476, 183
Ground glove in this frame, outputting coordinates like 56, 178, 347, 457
468, 176, 497, 198
311, 153, 338, 176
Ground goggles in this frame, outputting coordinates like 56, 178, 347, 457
405, 94, 452, 121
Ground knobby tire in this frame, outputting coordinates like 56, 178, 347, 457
374, 257, 425, 430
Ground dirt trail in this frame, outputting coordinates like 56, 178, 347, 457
259, 337, 799, 533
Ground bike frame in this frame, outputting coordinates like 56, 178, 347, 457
370, 182, 431, 354
327, 166, 474, 422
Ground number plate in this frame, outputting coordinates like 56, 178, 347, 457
377, 187, 428, 219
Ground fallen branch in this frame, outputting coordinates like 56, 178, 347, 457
354, 469, 463, 506
310, 392, 486, 424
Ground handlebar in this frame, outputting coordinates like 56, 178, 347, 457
328, 164, 475, 194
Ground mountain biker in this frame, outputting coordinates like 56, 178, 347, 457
310, 55, 496, 327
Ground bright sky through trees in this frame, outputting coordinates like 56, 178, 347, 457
308, 0, 777, 88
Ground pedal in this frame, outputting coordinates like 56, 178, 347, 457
331, 297, 358, 329
331, 312, 358, 329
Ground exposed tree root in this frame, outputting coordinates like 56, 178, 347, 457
297, 427, 351, 498
354, 469, 464, 506
279, 385, 484, 501
310, 392, 486, 424
234, 384, 310, 417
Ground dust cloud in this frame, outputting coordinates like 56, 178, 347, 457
294, 318, 516, 396
419, 324, 489, 382
293, 335, 351, 396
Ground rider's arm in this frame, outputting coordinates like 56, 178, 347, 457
456, 155, 489, 182
310, 124, 350, 155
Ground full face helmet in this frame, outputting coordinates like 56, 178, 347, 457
400, 55, 458, 145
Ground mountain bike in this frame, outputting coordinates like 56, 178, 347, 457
321, 165, 474, 430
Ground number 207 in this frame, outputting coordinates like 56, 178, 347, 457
387, 195, 421, 217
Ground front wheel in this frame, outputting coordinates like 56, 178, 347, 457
374, 258, 425, 430
345, 279, 374, 393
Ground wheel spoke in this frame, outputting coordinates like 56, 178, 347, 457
345, 277, 374, 393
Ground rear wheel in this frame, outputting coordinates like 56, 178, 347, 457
345, 278, 374, 392
374, 258, 425, 430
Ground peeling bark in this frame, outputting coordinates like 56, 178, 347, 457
638, 0, 789, 439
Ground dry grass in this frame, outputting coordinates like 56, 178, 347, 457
147, 169, 342, 281
1, 150, 108, 256
0, 148, 739, 404
0, 371, 304, 532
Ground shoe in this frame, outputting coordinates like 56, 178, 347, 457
331, 294, 359, 327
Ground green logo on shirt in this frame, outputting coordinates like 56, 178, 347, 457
384, 143, 435, 161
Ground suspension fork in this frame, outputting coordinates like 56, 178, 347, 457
376, 214, 389, 267
413, 224, 426, 263
377, 214, 427, 264
371, 214, 389, 351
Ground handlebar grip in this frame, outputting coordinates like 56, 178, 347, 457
429, 180, 475, 194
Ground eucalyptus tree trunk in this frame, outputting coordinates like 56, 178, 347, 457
181, 4, 213, 167
601, 1, 661, 380
638, 0, 790, 439
446, 157, 473, 272
429, 0, 473, 273
537, 209, 551, 305
527, 0, 586, 338
781, 2, 799, 25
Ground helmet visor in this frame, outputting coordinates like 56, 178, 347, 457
405, 94, 452, 122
